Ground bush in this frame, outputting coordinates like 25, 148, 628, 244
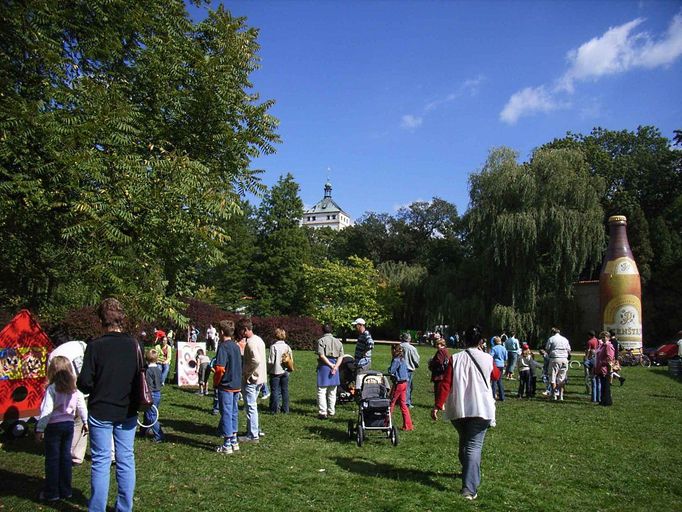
44, 299, 322, 351
253, 316, 322, 351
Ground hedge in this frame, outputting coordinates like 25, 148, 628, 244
24, 299, 322, 351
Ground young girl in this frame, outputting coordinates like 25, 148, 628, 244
35, 356, 88, 502
388, 345, 414, 431
517, 343, 534, 398
196, 348, 212, 396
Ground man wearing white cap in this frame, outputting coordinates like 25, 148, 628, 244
352, 318, 374, 371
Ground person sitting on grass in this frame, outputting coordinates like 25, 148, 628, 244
387, 344, 413, 431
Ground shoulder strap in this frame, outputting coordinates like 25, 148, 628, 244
465, 349, 489, 389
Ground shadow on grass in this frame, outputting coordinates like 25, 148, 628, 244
0, 467, 88, 511
330, 456, 457, 490
173, 403, 214, 414
160, 418, 219, 449
305, 425, 349, 443
0, 433, 44, 456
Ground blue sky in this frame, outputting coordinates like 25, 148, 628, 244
188, 1, 682, 220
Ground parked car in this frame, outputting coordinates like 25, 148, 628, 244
643, 344, 678, 366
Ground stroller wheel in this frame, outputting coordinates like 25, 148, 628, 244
390, 426, 399, 446
347, 420, 354, 439
356, 425, 364, 447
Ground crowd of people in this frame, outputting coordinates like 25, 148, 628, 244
34, 296, 632, 509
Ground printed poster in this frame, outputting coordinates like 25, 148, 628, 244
176, 341, 205, 387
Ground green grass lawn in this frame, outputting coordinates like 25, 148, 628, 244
1, 344, 681, 512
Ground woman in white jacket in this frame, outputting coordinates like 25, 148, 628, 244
432, 325, 501, 501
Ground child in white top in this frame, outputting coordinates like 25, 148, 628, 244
35, 355, 88, 502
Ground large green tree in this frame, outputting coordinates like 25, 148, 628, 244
0, 2, 278, 322
249, 173, 310, 315
467, 146, 605, 342
304, 256, 396, 334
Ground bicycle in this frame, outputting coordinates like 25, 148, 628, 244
618, 349, 652, 368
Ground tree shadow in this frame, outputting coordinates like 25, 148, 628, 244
0, 467, 88, 511
304, 425, 349, 443
330, 456, 457, 491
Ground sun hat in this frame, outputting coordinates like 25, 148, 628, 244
352, 318, 366, 326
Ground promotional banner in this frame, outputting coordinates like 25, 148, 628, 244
176, 341, 205, 387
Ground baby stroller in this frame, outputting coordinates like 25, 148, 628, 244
336, 354, 357, 404
346, 371, 399, 447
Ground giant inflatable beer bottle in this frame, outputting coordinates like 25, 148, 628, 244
599, 215, 642, 351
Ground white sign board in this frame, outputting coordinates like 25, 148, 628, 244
176, 341, 206, 387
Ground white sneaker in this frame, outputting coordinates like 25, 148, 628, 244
216, 444, 233, 454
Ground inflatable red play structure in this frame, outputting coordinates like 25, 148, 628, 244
0, 310, 53, 436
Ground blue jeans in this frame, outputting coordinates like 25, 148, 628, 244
406, 370, 414, 406
43, 421, 74, 499
243, 383, 262, 439
269, 372, 289, 413
88, 415, 137, 512
453, 418, 491, 496
218, 389, 239, 440
492, 368, 505, 400
592, 374, 602, 402
506, 352, 519, 375
159, 363, 170, 385
141, 391, 163, 441
260, 382, 270, 397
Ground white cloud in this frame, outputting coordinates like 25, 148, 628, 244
499, 86, 560, 124
400, 114, 423, 129
501, 12, 682, 124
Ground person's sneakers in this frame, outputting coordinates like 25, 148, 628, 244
238, 435, 260, 444
461, 492, 478, 501
318, 414, 327, 420
212, 410, 219, 416
619, 376, 626, 386
231, 441, 240, 452
216, 444, 233, 454
261, 391, 271, 400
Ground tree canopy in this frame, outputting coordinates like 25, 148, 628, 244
0, 1, 278, 323
467, 146, 605, 340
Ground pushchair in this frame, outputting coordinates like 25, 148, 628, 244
346, 371, 399, 447
336, 354, 357, 404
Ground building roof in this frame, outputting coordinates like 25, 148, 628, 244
303, 182, 350, 217
304, 196, 348, 216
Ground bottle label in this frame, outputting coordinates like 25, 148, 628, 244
603, 257, 639, 276
603, 294, 642, 348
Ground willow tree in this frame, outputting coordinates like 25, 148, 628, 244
0, 2, 278, 323
467, 147, 605, 341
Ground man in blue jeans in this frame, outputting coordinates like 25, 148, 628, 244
237, 318, 267, 443
77, 298, 139, 512
400, 332, 420, 408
